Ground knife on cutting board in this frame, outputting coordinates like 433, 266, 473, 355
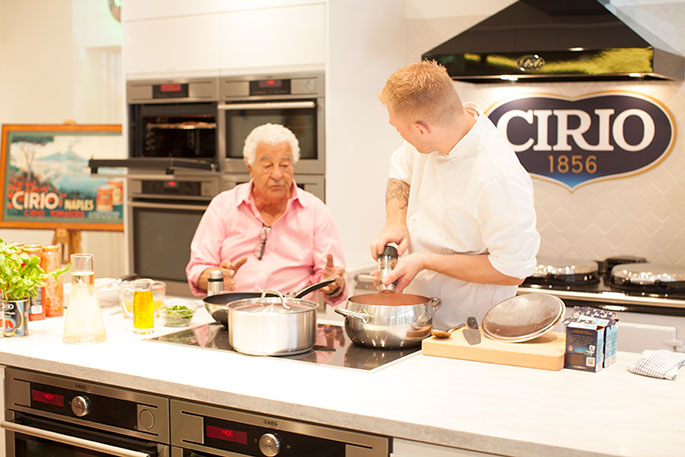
463, 316, 481, 345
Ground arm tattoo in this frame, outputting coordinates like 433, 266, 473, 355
386, 179, 409, 210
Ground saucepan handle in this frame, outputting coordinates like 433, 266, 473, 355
294, 278, 336, 298
429, 297, 441, 315
334, 307, 370, 323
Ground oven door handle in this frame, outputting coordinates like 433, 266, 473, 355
218, 101, 315, 110
128, 201, 207, 211
1, 420, 151, 457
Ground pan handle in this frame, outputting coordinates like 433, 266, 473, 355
334, 307, 370, 323
428, 297, 441, 316
294, 278, 336, 298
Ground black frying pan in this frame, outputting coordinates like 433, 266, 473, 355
203, 278, 336, 326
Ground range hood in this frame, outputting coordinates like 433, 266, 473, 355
422, 0, 684, 82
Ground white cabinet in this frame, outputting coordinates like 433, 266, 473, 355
217, 3, 326, 72
392, 439, 501, 457
123, 15, 220, 77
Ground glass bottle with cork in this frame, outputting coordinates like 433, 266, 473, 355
22, 244, 45, 321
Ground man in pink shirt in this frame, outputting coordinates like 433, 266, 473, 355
186, 123, 347, 303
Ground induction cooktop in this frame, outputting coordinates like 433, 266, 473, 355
149, 322, 419, 371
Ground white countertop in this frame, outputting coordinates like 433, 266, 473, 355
1, 299, 683, 457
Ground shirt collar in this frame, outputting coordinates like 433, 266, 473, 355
443, 103, 483, 160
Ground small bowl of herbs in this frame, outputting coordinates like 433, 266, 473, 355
159, 301, 198, 327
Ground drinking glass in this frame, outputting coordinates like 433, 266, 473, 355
120, 279, 155, 334
152, 281, 166, 316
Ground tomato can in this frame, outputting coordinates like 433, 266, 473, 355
3, 299, 29, 337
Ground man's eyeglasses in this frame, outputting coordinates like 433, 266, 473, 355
254, 224, 271, 260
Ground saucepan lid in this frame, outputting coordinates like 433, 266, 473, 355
481, 293, 565, 342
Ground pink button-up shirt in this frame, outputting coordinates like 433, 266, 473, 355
186, 182, 347, 304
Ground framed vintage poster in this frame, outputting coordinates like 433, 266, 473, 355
0, 124, 125, 231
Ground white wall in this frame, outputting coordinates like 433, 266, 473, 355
0, 0, 125, 278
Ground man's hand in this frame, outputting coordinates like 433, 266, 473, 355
320, 253, 345, 298
380, 252, 427, 293
370, 222, 410, 261
218, 257, 248, 291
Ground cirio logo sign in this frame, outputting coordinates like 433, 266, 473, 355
486, 92, 675, 190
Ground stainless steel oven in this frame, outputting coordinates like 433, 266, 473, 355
170, 399, 389, 457
127, 175, 223, 297
2, 367, 169, 457
218, 72, 325, 177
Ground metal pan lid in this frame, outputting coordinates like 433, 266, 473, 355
610, 263, 685, 284
482, 293, 565, 342
227, 297, 318, 314
531, 258, 598, 277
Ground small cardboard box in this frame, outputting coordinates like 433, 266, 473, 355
564, 319, 605, 372
564, 307, 619, 372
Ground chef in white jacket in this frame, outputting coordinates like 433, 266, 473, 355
371, 60, 541, 329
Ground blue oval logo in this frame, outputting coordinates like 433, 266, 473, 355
486, 92, 675, 190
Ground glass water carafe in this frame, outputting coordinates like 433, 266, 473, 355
63, 253, 107, 344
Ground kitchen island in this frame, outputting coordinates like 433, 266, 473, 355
0, 304, 683, 457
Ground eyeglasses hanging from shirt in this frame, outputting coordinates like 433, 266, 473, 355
254, 224, 271, 260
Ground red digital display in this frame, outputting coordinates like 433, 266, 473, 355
160, 83, 182, 93
259, 79, 282, 88
206, 425, 248, 445
32, 389, 64, 407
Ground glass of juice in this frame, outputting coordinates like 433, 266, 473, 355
120, 279, 154, 334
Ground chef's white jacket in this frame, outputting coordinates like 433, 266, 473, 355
388, 104, 540, 328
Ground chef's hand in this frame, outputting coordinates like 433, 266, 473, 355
381, 252, 426, 293
320, 254, 345, 298
218, 257, 248, 291
370, 223, 410, 260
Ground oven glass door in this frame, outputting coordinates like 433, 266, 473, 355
222, 101, 318, 160
7, 412, 167, 457
131, 103, 217, 160
130, 201, 206, 284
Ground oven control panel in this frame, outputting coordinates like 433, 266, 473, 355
4, 368, 170, 443
171, 399, 389, 457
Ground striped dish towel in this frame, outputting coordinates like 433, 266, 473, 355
628, 350, 685, 380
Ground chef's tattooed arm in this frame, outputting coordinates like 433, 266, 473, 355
370, 179, 411, 260
386, 178, 409, 210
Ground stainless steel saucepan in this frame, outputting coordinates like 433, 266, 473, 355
228, 290, 318, 356
335, 293, 441, 348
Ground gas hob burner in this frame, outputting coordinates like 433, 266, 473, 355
609, 263, 685, 296
523, 258, 599, 289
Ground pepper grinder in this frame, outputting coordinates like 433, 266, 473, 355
377, 243, 398, 293
207, 269, 224, 296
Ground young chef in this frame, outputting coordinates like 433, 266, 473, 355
371, 60, 540, 328
186, 123, 347, 302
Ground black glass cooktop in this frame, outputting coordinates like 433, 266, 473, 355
149, 323, 419, 371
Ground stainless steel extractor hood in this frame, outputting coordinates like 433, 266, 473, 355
422, 0, 684, 82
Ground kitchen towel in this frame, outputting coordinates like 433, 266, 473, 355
627, 349, 685, 380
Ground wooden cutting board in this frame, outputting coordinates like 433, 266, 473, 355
422, 328, 566, 371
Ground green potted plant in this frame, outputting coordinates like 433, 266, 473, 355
0, 239, 67, 336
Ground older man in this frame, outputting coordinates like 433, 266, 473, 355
371, 60, 540, 328
186, 123, 346, 301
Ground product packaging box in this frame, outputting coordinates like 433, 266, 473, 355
564, 307, 619, 372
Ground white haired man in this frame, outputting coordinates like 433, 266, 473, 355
371, 61, 540, 328
186, 123, 347, 301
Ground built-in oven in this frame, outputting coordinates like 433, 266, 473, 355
2, 367, 170, 457
127, 175, 222, 297
170, 399, 389, 457
218, 72, 325, 177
